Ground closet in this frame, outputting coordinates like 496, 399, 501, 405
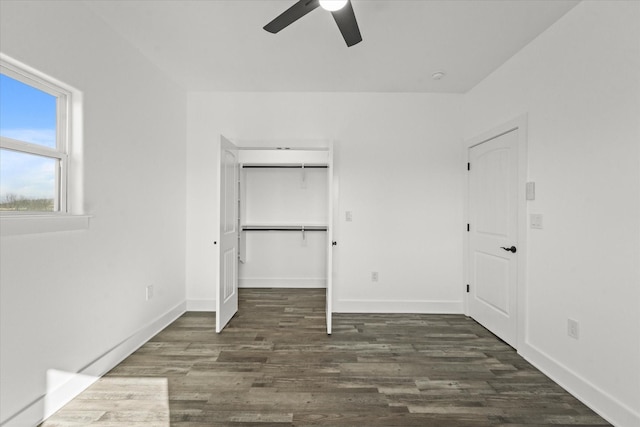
215, 136, 334, 335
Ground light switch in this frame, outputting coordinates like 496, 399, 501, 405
530, 214, 543, 229
526, 182, 536, 200
345, 211, 353, 222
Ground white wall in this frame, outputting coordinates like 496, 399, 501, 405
0, 2, 187, 425
463, 2, 640, 426
186, 92, 464, 313
239, 166, 329, 288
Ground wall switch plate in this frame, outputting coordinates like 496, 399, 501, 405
526, 182, 536, 200
371, 272, 379, 282
567, 318, 579, 339
345, 211, 353, 222
146, 285, 154, 301
530, 214, 543, 229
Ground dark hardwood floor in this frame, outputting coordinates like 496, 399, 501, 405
43, 288, 610, 426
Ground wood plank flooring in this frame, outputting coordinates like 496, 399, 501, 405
42, 288, 610, 426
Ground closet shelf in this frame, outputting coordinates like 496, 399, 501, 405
242, 163, 328, 169
241, 224, 327, 231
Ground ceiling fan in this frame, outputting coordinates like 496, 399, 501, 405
264, 0, 362, 47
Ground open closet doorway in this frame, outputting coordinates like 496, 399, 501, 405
215, 136, 335, 334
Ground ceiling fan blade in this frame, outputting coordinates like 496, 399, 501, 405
264, 0, 320, 34
331, 1, 362, 47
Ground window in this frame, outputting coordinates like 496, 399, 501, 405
0, 59, 70, 213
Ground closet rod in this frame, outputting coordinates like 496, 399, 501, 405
241, 165, 328, 169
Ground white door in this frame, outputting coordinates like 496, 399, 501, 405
325, 146, 334, 335
468, 129, 519, 347
216, 136, 239, 333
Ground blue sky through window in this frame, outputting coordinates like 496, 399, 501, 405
0, 73, 58, 207
0, 73, 57, 148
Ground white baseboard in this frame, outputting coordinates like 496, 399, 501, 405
334, 299, 463, 314
186, 298, 216, 312
1, 301, 186, 427
519, 342, 640, 427
185, 283, 327, 312
239, 277, 326, 288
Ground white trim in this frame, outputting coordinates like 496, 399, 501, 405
0, 62, 69, 105
520, 343, 640, 427
186, 299, 216, 312
234, 139, 332, 150
463, 114, 528, 350
0, 54, 77, 105
334, 299, 463, 314
0, 137, 64, 159
326, 140, 335, 335
239, 277, 326, 288
0, 301, 186, 427
0, 214, 91, 236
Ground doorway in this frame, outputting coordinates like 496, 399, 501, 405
215, 136, 335, 335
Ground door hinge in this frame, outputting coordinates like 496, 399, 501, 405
467, 223, 470, 232
467, 162, 470, 171
466, 284, 470, 293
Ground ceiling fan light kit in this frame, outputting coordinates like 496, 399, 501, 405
319, 0, 348, 12
264, 0, 362, 47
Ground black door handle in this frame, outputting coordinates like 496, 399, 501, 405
500, 246, 517, 253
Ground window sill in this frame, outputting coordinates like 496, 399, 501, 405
0, 214, 91, 237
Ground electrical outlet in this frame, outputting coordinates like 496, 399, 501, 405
345, 211, 353, 222
371, 272, 379, 282
567, 318, 579, 339
146, 285, 154, 301
530, 214, 543, 229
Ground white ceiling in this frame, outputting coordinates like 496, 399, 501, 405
84, 0, 579, 93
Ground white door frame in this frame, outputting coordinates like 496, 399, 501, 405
463, 114, 528, 350
326, 142, 335, 335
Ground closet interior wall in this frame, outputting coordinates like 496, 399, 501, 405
238, 148, 330, 289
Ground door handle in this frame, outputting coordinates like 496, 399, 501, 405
500, 246, 517, 253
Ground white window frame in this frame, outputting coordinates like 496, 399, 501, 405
1, 59, 70, 214
0, 55, 89, 236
